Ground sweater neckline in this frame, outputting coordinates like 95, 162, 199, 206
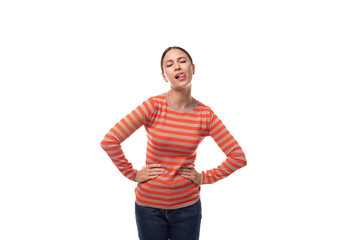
164, 92, 199, 113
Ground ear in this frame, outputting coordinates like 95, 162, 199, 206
162, 72, 168, 82
192, 64, 195, 75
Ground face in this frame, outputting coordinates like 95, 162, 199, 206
162, 49, 195, 90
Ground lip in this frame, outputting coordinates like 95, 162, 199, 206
175, 72, 186, 80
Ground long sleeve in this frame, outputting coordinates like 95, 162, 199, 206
201, 108, 247, 184
100, 97, 156, 181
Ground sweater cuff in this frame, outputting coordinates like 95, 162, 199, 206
130, 169, 138, 182
201, 171, 205, 185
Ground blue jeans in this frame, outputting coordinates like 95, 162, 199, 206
135, 199, 202, 240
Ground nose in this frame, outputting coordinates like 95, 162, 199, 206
174, 62, 181, 71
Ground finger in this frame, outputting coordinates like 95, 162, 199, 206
149, 169, 165, 175
148, 173, 160, 178
178, 169, 194, 174
179, 165, 194, 170
182, 175, 195, 181
151, 169, 164, 175
147, 170, 163, 176
179, 172, 194, 178
179, 173, 189, 179
147, 164, 162, 169
151, 167, 164, 172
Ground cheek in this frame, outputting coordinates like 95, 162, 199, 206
163, 72, 171, 81
188, 68, 194, 76
187, 65, 194, 75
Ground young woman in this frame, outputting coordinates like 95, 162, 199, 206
100, 46, 247, 240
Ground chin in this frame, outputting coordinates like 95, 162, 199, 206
172, 84, 192, 91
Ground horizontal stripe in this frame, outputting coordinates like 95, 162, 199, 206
142, 180, 195, 190
137, 184, 198, 199
100, 92, 247, 209
135, 195, 200, 209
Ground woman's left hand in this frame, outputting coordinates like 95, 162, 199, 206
178, 165, 202, 185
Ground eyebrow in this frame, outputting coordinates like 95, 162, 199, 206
165, 57, 187, 63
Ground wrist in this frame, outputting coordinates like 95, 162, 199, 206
132, 169, 138, 182
198, 172, 203, 185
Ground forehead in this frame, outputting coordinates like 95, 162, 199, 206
163, 49, 188, 62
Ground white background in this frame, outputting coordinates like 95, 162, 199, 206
1, 0, 359, 239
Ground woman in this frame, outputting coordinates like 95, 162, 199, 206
100, 46, 247, 240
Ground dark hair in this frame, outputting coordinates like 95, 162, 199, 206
160, 46, 193, 73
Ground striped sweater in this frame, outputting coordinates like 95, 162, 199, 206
100, 92, 247, 209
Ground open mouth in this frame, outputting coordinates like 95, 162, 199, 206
175, 73, 185, 80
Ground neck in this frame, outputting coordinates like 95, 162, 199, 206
167, 87, 193, 110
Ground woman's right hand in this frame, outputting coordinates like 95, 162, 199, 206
135, 164, 164, 183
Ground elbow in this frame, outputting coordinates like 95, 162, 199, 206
236, 153, 247, 168
240, 152, 247, 168
230, 146, 247, 168
235, 156, 247, 169
242, 158, 247, 168
100, 139, 108, 150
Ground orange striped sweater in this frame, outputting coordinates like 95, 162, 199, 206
100, 92, 247, 209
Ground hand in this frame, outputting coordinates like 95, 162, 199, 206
135, 164, 164, 183
178, 165, 203, 185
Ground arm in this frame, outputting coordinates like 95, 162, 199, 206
201, 108, 247, 184
100, 97, 156, 181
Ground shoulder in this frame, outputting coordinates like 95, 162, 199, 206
193, 98, 215, 116
142, 92, 167, 109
